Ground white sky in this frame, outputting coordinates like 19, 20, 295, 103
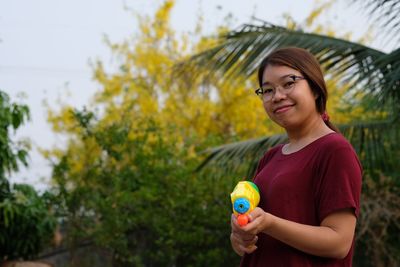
0, 0, 391, 190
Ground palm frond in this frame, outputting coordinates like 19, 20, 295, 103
372, 48, 400, 114
181, 23, 399, 113
196, 134, 287, 179
186, 23, 384, 78
197, 120, 399, 178
352, 0, 400, 44
339, 118, 399, 174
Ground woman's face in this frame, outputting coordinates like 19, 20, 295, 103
261, 64, 319, 129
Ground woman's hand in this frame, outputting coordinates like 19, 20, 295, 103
230, 214, 258, 256
230, 208, 274, 256
242, 207, 274, 235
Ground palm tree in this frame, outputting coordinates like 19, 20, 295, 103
186, 0, 399, 179
186, 1, 400, 265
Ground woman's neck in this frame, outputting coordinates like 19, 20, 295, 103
283, 115, 334, 153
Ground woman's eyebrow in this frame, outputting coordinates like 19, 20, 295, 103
261, 81, 271, 86
261, 74, 295, 86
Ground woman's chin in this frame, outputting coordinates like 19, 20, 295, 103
271, 117, 291, 128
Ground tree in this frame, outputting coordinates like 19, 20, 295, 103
0, 90, 57, 261
50, 110, 239, 266
0, 91, 30, 198
44, 1, 261, 265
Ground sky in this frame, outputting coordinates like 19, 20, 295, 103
0, 0, 391, 190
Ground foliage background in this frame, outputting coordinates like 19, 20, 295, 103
0, 91, 57, 261
1, 0, 398, 266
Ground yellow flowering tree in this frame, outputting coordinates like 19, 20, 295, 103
44, 1, 265, 266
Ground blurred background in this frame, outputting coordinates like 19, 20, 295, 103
1, 0, 399, 266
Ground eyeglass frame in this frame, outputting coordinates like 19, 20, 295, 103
255, 75, 305, 102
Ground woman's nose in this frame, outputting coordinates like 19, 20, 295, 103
272, 87, 287, 102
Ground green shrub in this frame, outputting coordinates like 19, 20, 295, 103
0, 184, 57, 260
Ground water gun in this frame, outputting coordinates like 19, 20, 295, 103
230, 181, 260, 226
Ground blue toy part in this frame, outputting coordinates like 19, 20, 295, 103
233, 198, 250, 214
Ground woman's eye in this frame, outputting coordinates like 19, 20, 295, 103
263, 88, 274, 94
283, 81, 294, 89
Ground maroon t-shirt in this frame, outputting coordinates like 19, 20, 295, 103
240, 133, 362, 267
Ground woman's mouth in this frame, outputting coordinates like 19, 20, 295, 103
274, 104, 294, 114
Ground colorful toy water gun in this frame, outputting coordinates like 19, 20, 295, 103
230, 181, 260, 226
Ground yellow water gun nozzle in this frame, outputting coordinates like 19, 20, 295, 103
230, 181, 260, 227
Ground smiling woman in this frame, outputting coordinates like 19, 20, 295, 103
230, 47, 362, 267
257, 47, 339, 134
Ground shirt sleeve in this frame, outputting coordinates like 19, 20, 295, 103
315, 146, 362, 223
254, 145, 282, 177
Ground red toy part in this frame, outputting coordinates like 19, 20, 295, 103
237, 214, 249, 226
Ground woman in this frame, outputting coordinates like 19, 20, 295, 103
230, 47, 362, 266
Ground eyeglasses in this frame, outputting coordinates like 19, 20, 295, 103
255, 75, 305, 102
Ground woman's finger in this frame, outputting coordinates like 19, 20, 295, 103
240, 244, 258, 254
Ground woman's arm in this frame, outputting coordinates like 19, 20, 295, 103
240, 207, 356, 259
